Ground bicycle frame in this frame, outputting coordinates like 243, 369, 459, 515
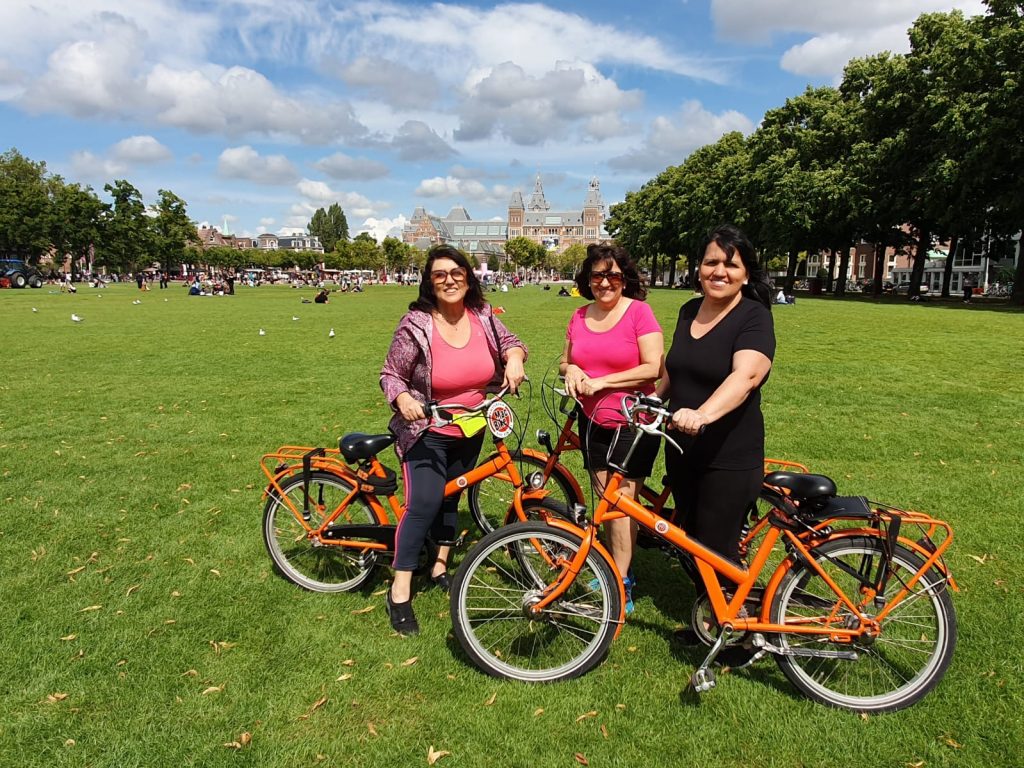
522, 470, 956, 644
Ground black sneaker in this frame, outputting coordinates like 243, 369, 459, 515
386, 591, 420, 636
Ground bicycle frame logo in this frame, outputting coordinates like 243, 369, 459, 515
487, 401, 515, 439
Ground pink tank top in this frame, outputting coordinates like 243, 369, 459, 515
430, 312, 496, 436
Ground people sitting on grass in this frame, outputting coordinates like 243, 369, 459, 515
314, 289, 330, 304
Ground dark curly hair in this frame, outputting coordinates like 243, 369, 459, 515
700, 224, 771, 310
409, 244, 486, 312
574, 243, 647, 301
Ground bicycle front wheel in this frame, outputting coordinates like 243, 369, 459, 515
467, 452, 580, 534
263, 470, 381, 592
450, 522, 621, 682
769, 536, 956, 713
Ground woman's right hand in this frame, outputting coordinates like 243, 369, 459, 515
395, 392, 426, 422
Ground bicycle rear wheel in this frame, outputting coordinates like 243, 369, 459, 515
450, 522, 621, 682
769, 535, 956, 712
263, 470, 381, 592
467, 452, 580, 534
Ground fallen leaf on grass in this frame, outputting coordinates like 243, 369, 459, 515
60, 634, 77, 641
46, 693, 69, 703
615, 703, 626, 711
942, 736, 963, 749
351, 606, 375, 615
575, 710, 598, 723
64, 740, 75, 747
66, 566, 86, 578
907, 761, 925, 768
181, 669, 198, 677
427, 746, 451, 765
341, 659, 356, 666
209, 569, 221, 577
31, 547, 47, 561
79, 605, 102, 613
968, 554, 988, 565
533, 708, 544, 717
201, 685, 224, 695
574, 754, 589, 765
297, 696, 328, 720
336, 674, 353, 681
372, 588, 388, 596
367, 722, 378, 737
126, 584, 141, 596
224, 732, 252, 749
184, 558, 195, 566
401, 657, 419, 667
484, 692, 497, 706
600, 725, 609, 739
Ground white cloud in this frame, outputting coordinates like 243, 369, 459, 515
455, 61, 643, 145
295, 179, 384, 219
609, 101, 755, 173
313, 152, 389, 181
414, 176, 511, 206
712, 0, 987, 77
110, 135, 171, 164
337, 56, 442, 109
357, 215, 408, 243
69, 149, 127, 179
389, 120, 457, 162
217, 146, 299, 185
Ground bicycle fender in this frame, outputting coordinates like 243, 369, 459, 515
519, 447, 586, 499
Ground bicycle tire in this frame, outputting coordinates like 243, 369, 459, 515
262, 470, 381, 592
769, 535, 956, 713
450, 522, 621, 682
467, 452, 581, 535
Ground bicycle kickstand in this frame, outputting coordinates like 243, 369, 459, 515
690, 627, 734, 694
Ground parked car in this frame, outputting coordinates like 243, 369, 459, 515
0, 259, 44, 289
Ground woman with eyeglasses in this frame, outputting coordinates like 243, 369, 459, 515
560, 244, 663, 614
380, 245, 527, 635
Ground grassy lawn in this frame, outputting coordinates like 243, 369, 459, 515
1, 281, 1022, 767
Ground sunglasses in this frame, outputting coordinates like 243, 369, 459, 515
590, 270, 624, 285
431, 267, 468, 283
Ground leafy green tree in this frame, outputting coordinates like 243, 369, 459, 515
381, 236, 418, 273
504, 236, 545, 271
308, 203, 350, 252
95, 180, 153, 273
49, 180, 106, 273
0, 149, 52, 263
342, 233, 383, 270
150, 189, 198, 274
553, 242, 587, 278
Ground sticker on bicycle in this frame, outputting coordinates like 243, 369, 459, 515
486, 401, 515, 438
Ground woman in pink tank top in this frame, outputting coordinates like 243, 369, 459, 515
560, 244, 663, 615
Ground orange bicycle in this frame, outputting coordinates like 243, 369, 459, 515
450, 394, 958, 712
260, 390, 570, 592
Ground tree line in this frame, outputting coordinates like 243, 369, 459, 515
0, 149, 198, 276
605, 1, 1024, 305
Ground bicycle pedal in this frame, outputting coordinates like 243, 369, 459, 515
691, 668, 716, 693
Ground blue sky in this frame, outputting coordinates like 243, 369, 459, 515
0, 0, 984, 241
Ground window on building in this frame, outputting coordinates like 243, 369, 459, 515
953, 243, 983, 268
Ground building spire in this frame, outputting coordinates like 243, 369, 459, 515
527, 172, 550, 211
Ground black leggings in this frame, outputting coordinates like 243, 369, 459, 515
665, 451, 763, 564
392, 430, 485, 571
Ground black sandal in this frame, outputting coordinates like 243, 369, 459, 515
429, 557, 451, 593
386, 591, 420, 636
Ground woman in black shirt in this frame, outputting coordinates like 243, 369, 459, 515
657, 224, 775, 566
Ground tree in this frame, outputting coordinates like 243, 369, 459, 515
553, 242, 587, 278
0, 149, 52, 262
381, 236, 417, 274
503, 236, 545, 271
95, 180, 153, 274
308, 203, 349, 252
48, 180, 106, 273
341, 233, 383, 270
150, 189, 198, 274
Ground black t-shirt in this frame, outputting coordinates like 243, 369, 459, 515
664, 297, 776, 469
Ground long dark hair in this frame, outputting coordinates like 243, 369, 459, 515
409, 244, 486, 312
574, 243, 647, 301
700, 224, 771, 310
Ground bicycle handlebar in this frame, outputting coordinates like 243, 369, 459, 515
427, 387, 511, 428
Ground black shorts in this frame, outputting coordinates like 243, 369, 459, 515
577, 409, 659, 479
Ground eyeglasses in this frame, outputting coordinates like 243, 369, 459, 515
431, 267, 468, 283
590, 270, 624, 286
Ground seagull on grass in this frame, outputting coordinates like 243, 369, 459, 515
292, 315, 299, 321
258, 328, 266, 336
329, 328, 335, 338
71, 314, 83, 322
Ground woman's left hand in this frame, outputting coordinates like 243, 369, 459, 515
577, 375, 605, 397
502, 356, 526, 394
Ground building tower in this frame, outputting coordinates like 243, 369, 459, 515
507, 190, 524, 239
526, 173, 550, 211
582, 177, 605, 242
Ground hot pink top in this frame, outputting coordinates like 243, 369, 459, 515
430, 312, 496, 436
566, 299, 661, 426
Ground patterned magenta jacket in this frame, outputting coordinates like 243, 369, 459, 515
379, 306, 527, 459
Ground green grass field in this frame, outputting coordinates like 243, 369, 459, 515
1, 281, 1022, 767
